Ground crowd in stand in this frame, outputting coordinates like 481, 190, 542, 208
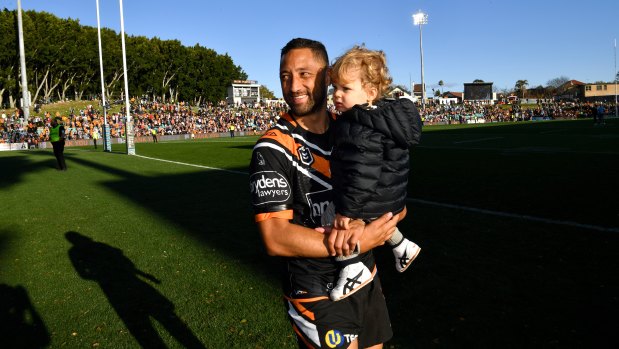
421, 100, 614, 124
0, 100, 288, 145
0, 99, 614, 145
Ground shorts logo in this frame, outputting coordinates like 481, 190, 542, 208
325, 330, 343, 348
297, 146, 314, 166
250, 171, 291, 205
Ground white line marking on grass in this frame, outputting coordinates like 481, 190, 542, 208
453, 137, 503, 144
134, 154, 248, 175
134, 154, 618, 233
417, 145, 618, 155
407, 198, 619, 233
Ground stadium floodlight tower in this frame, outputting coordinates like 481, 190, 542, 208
412, 10, 428, 111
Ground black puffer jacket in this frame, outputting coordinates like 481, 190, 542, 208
330, 98, 422, 219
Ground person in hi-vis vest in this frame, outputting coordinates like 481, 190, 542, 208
50, 117, 67, 171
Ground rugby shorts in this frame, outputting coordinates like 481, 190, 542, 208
285, 276, 392, 348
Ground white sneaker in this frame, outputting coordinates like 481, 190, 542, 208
330, 262, 373, 302
393, 239, 420, 272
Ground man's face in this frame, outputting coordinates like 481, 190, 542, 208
280, 48, 328, 117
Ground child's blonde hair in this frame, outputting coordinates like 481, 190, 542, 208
330, 46, 393, 102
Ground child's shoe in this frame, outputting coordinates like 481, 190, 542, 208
330, 262, 373, 301
393, 239, 420, 272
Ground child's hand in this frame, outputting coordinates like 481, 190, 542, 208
327, 219, 365, 257
334, 214, 351, 230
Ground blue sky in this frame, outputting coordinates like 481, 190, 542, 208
2, 0, 618, 98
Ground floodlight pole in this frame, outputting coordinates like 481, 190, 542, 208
96, 0, 112, 152
413, 11, 428, 111
17, 0, 30, 124
615, 38, 617, 119
119, 0, 135, 155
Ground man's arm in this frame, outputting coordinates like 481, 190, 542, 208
324, 207, 407, 257
257, 218, 331, 258
260, 211, 401, 258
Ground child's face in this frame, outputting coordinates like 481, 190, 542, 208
332, 69, 376, 112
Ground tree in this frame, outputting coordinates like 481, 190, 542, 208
0, 9, 249, 106
260, 85, 276, 100
546, 76, 570, 89
438, 80, 444, 94
515, 79, 529, 98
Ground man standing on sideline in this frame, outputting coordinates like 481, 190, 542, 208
50, 117, 67, 171
229, 123, 235, 137
596, 103, 606, 126
151, 127, 158, 143
92, 127, 101, 149
249, 38, 401, 349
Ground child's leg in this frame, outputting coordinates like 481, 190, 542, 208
331, 243, 373, 301
386, 227, 405, 247
388, 227, 421, 273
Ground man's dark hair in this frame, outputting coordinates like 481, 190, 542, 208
281, 38, 328, 66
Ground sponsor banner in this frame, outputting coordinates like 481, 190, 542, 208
0, 142, 29, 151
103, 123, 112, 152
0, 131, 251, 151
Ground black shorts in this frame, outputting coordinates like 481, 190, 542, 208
285, 275, 392, 348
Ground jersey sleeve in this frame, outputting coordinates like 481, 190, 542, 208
249, 138, 294, 216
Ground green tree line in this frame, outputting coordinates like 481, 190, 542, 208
0, 9, 247, 109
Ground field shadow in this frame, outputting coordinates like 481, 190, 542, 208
0, 230, 49, 348
375, 208, 619, 348
229, 144, 255, 150
0, 284, 50, 349
66, 155, 278, 283
0, 151, 56, 189
66, 231, 205, 349
59, 146, 619, 347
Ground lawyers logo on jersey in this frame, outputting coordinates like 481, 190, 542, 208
297, 146, 314, 166
305, 189, 331, 225
250, 171, 291, 205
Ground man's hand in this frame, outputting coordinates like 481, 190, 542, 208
327, 219, 365, 257
358, 212, 399, 253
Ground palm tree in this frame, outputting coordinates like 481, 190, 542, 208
515, 80, 529, 98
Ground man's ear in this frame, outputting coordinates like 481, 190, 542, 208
325, 66, 331, 86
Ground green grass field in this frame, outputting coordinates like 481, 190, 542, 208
1, 118, 618, 348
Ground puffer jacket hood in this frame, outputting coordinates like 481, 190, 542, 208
339, 98, 422, 148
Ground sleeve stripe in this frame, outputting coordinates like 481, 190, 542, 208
255, 210, 294, 222
254, 142, 332, 190
292, 133, 331, 156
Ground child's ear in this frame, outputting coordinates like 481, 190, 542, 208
367, 86, 379, 103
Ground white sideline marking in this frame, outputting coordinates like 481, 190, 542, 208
408, 198, 619, 233
453, 137, 503, 144
135, 154, 618, 233
134, 154, 248, 175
